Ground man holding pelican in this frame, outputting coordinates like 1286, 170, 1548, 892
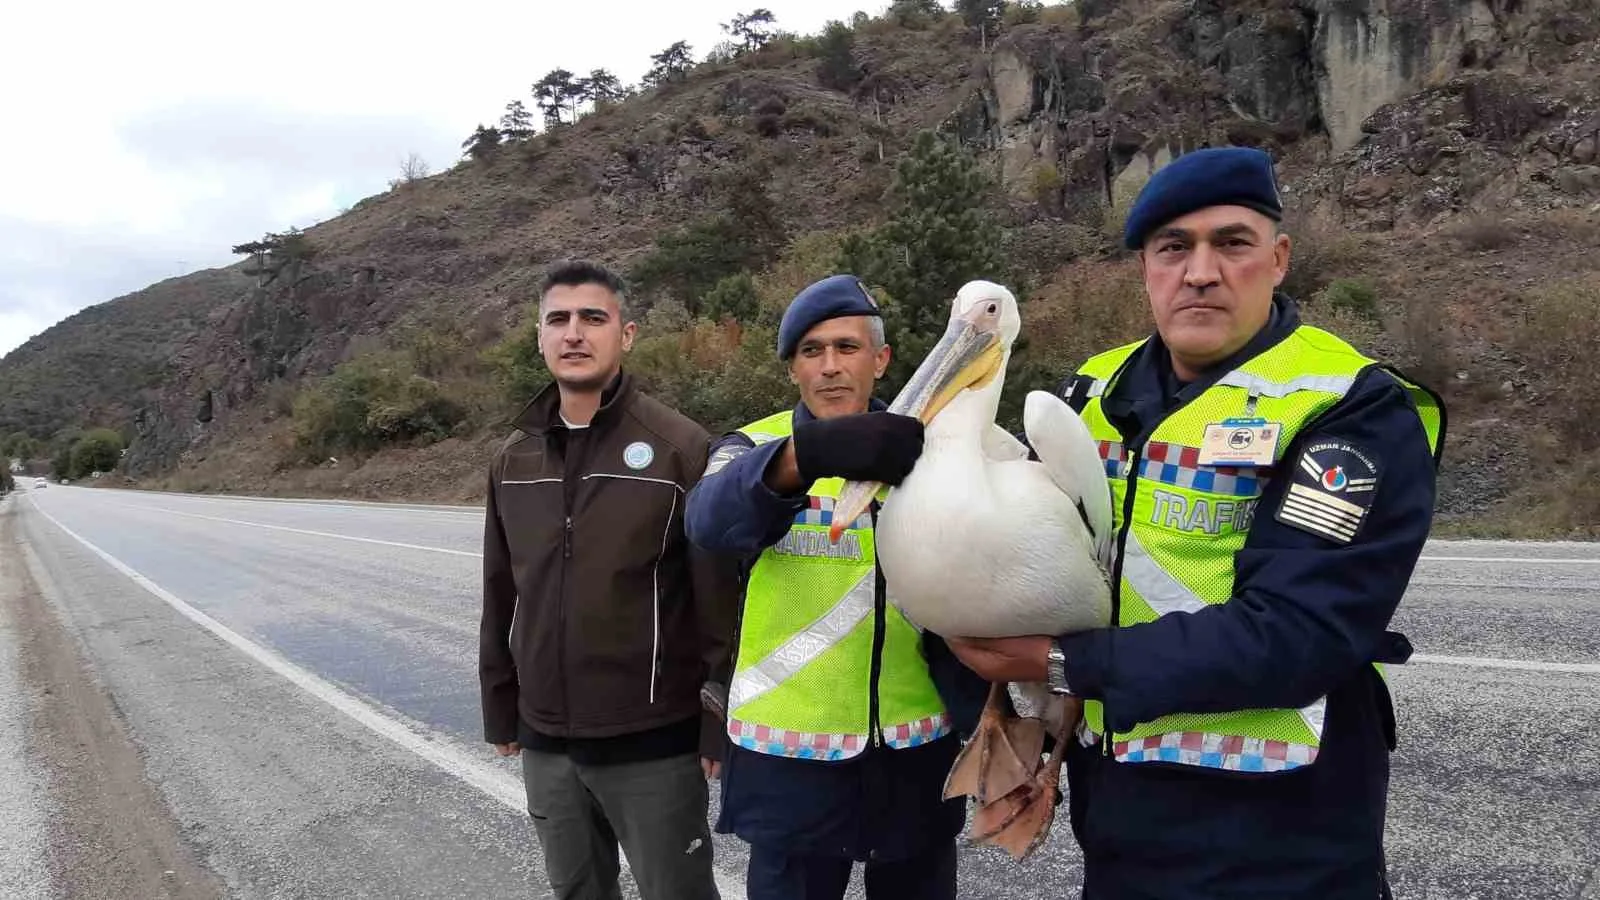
683, 275, 987, 899
817, 146, 1445, 898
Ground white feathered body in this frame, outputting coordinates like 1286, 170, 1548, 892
875, 386, 1113, 640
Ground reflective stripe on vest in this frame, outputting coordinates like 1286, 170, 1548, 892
729, 570, 874, 710
1072, 325, 1443, 773
726, 410, 949, 761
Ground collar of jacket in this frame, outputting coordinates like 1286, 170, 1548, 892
791, 394, 889, 426
1104, 292, 1301, 421
512, 370, 635, 435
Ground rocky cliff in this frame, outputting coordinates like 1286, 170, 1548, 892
965, 0, 1599, 225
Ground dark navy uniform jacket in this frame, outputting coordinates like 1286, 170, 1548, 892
1055, 296, 1442, 899
684, 398, 988, 862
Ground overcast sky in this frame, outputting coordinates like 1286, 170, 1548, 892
0, 0, 889, 360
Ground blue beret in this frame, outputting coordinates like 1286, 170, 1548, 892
776, 274, 882, 360
1122, 147, 1284, 250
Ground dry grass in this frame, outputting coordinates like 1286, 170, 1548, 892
1514, 273, 1600, 449
1445, 216, 1520, 251
1436, 455, 1600, 540
1038, 3, 1082, 27
1023, 261, 1153, 371
1300, 302, 1385, 356
753, 227, 868, 318
1391, 295, 1459, 391
1279, 215, 1376, 304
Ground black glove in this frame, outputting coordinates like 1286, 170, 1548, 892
791, 412, 924, 485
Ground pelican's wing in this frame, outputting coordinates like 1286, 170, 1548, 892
981, 423, 1031, 463
1024, 390, 1114, 565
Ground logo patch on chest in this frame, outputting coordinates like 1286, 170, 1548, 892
623, 441, 655, 470
1275, 440, 1380, 544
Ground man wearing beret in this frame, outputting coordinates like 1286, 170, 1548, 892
684, 275, 987, 899
939, 147, 1447, 897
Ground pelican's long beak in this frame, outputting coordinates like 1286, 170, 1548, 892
827, 305, 1006, 543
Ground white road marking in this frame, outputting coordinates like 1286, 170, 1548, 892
1419, 556, 1600, 565
119, 506, 482, 558
96, 486, 483, 515
26, 501, 749, 897
1409, 654, 1600, 675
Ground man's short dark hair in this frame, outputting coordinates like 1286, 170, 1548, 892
538, 259, 630, 317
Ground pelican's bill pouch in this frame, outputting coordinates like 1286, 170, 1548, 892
1197, 417, 1281, 467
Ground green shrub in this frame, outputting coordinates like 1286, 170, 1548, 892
51, 448, 73, 481
484, 321, 553, 412
1003, 0, 1044, 26
1031, 163, 1064, 206
702, 272, 765, 323
629, 320, 794, 433
631, 167, 786, 313
889, 0, 945, 27
815, 21, 861, 90
1315, 277, 1380, 320
290, 351, 466, 460
69, 428, 124, 477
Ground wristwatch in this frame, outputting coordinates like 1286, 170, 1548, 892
1046, 640, 1074, 696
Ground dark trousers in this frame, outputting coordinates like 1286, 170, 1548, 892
521, 750, 718, 900
745, 838, 957, 900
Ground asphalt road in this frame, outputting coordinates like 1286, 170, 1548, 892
3, 481, 1597, 899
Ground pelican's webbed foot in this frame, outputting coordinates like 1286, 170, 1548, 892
969, 694, 1083, 862
943, 682, 1043, 805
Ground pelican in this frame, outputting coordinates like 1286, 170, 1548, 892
828, 280, 1113, 860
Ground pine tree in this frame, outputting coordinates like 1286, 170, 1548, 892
889, 0, 945, 27
955, 0, 1007, 45
630, 165, 786, 315
231, 227, 316, 286
815, 21, 860, 91
723, 9, 777, 55
583, 69, 626, 107
533, 69, 580, 124
836, 130, 1005, 387
462, 124, 503, 161
643, 41, 695, 87
498, 100, 533, 139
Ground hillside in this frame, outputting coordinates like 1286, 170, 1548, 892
0, 269, 250, 447
3, 0, 1598, 536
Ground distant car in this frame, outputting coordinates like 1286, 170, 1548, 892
34, 478, 46, 488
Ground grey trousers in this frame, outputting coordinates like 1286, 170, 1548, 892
522, 750, 718, 900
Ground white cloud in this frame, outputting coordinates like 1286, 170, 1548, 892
0, 0, 887, 359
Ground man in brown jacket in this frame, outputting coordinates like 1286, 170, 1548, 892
480, 259, 740, 900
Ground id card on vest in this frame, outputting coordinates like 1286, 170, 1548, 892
1198, 417, 1280, 467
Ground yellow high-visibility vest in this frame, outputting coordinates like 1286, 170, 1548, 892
1072, 325, 1443, 772
726, 410, 949, 761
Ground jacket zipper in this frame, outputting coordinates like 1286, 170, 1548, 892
868, 506, 887, 749
560, 509, 573, 737
558, 426, 582, 740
